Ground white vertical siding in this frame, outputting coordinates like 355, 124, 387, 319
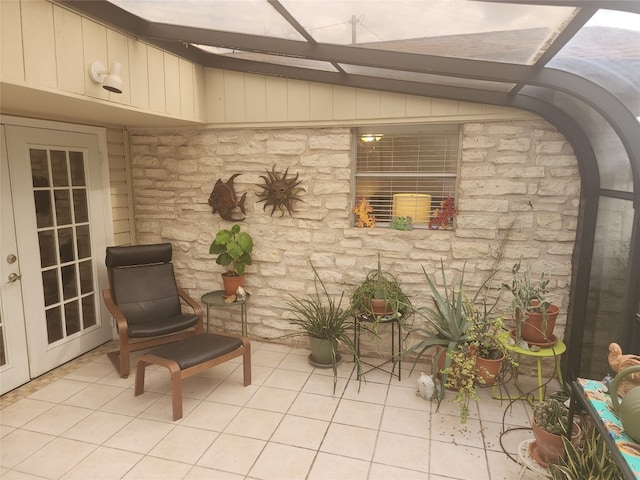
0, 0, 206, 124
147, 47, 166, 113
204, 69, 526, 127
53, 7, 85, 95
128, 39, 150, 110
22, 1, 57, 88
0, 1, 25, 82
106, 128, 133, 246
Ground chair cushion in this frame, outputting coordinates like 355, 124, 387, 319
128, 313, 199, 338
146, 334, 243, 370
106, 243, 172, 268
111, 263, 182, 325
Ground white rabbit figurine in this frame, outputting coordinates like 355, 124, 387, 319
417, 372, 435, 400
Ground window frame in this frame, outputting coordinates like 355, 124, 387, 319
352, 124, 461, 230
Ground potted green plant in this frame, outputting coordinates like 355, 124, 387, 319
351, 254, 411, 319
402, 261, 498, 404
284, 261, 363, 393
550, 427, 624, 480
209, 224, 253, 298
443, 310, 517, 422
502, 256, 559, 346
531, 397, 582, 467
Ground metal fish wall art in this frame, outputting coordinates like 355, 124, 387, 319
208, 173, 247, 222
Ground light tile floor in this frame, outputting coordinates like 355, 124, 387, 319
1, 340, 555, 480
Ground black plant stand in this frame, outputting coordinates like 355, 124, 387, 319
353, 314, 402, 381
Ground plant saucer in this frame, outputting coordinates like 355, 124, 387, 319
509, 329, 558, 348
528, 440, 549, 469
308, 353, 342, 368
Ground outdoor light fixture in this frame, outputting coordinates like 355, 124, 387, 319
89, 61, 123, 94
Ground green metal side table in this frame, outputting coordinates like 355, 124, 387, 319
493, 330, 566, 403
200, 290, 250, 336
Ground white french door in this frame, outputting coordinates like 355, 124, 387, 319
0, 127, 30, 393
1, 122, 113, 393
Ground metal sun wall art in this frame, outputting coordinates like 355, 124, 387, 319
255, 165, 305, 217
208, 173, 247, 221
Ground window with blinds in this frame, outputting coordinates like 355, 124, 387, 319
354, 125, 460, 229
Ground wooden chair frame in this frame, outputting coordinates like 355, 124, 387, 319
135, 333, 251, 420
103, 286, 204, 378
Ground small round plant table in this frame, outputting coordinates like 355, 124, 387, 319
353, 313, 402, 381
493, 330, 566, 403
200, 290, 250, 336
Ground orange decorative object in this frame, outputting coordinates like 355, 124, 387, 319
353, 196, 375, 228
429, 197, 457, 229
608, 342, 640, 397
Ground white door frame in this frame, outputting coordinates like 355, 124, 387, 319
1, 115, 114, 383
0, 125, 30, 393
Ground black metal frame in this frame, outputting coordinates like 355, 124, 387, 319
58, 0, 640, 379
568, 380, 636, 480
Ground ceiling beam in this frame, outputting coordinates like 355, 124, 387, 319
475, 0, 640, 14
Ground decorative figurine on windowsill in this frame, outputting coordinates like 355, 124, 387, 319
208, 173, 247, 222
390, 216, 413, 231
429, 197, 457, 230
353, 196, 375, 228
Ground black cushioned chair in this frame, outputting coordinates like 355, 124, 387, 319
103, 243, 203, 377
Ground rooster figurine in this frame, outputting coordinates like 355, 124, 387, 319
608, 342, 640, 397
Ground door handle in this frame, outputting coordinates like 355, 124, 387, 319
7, 273, 21, 283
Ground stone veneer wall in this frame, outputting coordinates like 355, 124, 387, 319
128, 119, 580, 365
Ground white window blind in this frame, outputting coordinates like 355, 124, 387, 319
355, 125, 460, 228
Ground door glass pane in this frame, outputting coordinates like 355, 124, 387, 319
38, 231, 57, 268
73, 190, 88, 223
30, 149, 50, 187
50, 150, 68, 187
58, 228, 75, 263
82, 295, 96, 328
54, 190, 72, 225
34, 191, 53, 228
69, 151, 86, 186
30, 146, 98, 346
77, 225, 91, 259
65, 301, 81, 335
42, 269, 59, 306
79, 260, 93, 294
61, 265, 77, 300
46, 307, 63, 343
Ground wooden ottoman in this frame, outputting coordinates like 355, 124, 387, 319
135, 333, 251, 420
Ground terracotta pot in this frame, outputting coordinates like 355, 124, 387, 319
522, 303, 559, 344
434, 345, 470, 391
370, 298, 393, 316
222, 273, 245, 298
475, 353, 504, 386
531, 418, 581, 467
